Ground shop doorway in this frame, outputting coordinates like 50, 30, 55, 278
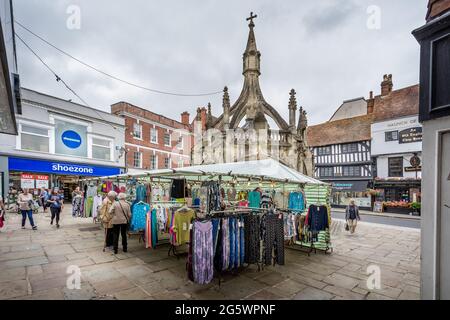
439, 132, 450, 299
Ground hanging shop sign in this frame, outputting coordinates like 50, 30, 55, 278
20, 174, 35, 189
399, 127, 423, 144
35, 175, 49, 189
9, 157, 122, 177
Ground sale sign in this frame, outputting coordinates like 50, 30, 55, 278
35, 175, 49, 189
21, 174, 35, 189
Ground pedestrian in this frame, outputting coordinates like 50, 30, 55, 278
18, 188, 37, 230
72, 187, 83, 217
39, 188, 49, 213
47, 189, 63, 228
345, 199, 361, 234
109, 193, 131, 254
0, 195, 5, 230
99, 191, 116, 251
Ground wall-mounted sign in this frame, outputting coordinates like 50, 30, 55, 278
399, 127, 423, 144
61, 130, 82, 149
9, 157, 122, 177
410, 155, 421, 167
35, 175, 49, 189
332, 181, 369, 192
405, 166, 422, 172
20, 174, 35, 189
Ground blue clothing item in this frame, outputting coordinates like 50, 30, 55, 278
234, 218, 239, 269
239, 216, 245, 265
131, 185, 148, 213
248, 191, 261, 208
211, 218, 220, 255
193, 198, 201, 207
130, 202, 150, 231
151, 209, 158, 248
49, 195, 62, 208
229, 217, 235, 270
21, 210, 35, 227
289, 192, 305, 212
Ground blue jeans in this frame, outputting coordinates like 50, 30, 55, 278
21, 210, 35, 227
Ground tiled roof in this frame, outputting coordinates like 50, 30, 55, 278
306, 114, 374, 147
427, 0, 450, 21
372, 85, 419, 122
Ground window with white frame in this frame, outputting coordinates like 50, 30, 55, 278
150, 128, 158, 144
133, 151, 142, 168
20, 124, 50, 152
178, 159, 184, 168
177, 136, 183, 149
150, 154, 157, 170
164, 132, 171, 146
133, 123, 142, 139
164, 156, 171, 169
92, 137, 112, 161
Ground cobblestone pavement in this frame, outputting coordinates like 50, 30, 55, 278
0, 207, 420, 300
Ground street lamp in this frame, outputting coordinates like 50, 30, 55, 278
116, 146, 128, 173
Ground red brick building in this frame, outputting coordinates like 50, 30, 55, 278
111, 102, 192, 171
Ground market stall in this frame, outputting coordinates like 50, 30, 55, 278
81, 159, 332, 284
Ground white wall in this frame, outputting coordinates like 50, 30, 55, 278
371, 115, 422, 156
421, 115, 450, 300
376, 153, 422, 179
329, 98, 367, 121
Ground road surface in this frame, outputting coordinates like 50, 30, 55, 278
331, 210, 420, 229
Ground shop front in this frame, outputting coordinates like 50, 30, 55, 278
373, 179, 422, 215
7, 157, 123, 201
330, 180, 372, 210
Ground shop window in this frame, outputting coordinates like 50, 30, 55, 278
164, 133, 171, 146
342, 143, 358, 154
385, 131, 399, 142
133, 152, 142, 168
388, 157, 404, 177
150, 154, 157, 170
133, 123, 142, 139
164, 157, 171, 169
20, 124, 49, 152
92, 138, 112, 161
319, 167, 334, 177
342, 166, 361, 177
317, 146, 332, 156
150, 128, 158, 144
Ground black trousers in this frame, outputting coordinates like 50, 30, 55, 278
112, 224, 128, 252
264, 215, 285, 266
50, 207, 61, 224
244, 215, 260, 264
106, 228, 114, 247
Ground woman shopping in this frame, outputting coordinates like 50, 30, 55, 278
109, 193, 131, 254
18, 189, 37, 230
345, 200, 361, 234
47, 189, 64, 228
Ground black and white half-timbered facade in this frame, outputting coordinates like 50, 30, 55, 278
307, 103, 374, 209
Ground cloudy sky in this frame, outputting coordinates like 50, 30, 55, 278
13, 0, 428, 126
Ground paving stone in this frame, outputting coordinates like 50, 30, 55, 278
254, 272, 288, 286
116, 264, 154, 280
0, 267, 26, 283
92, 277, 136, 296
17, 288, 64, 300
30, 276, 69, 292
246, 289, 284, 300
366, 292, 394, 300
293, 287, 334, 300
114, 287, 151, 300
398, 290, 420, 300
272, 279, 307, 296
323, 273, 360, 290
323, 285, 366, 300
26, 265, 43, 276
81, 266, 124, 283
0, 280, 29, 299
286, 273, 327, 290
0, 256, 49, 269
44, 244, 76, 256
0, 249, 45, 262
63, 282, 97, 300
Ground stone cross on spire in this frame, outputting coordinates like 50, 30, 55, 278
246, 12, 257, 27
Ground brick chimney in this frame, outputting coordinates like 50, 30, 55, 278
181, 111, 190, 125
427, 0, 450, 21
381, 74, 393, 96
367, 91, 375, 114
195, 107, 207, 131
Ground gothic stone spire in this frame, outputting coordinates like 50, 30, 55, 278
288, 89, 297, 129
222, 86, 230, 129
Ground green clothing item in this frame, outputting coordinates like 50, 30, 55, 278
248, 191, 261, 208
173, 209, 195, 246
